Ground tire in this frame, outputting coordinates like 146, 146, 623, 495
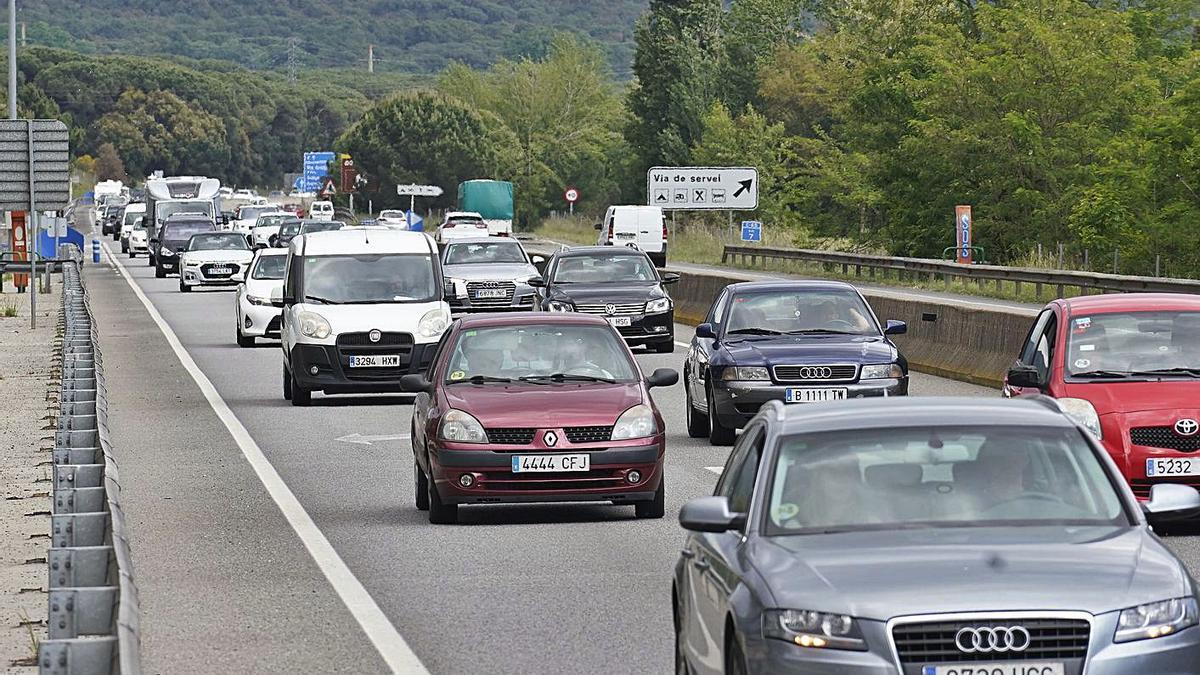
290, 369, 311, 406
674, 594, 691, 675
651, 252, 667, 268
414, 459, 430, 511
708, 387, 736, 446
724, 634, 748, 675
178, 280, 191, 293
282, 364, 292, 401
653, 339, 675, 354
427, 469, 458, 524
635, 477, 665, 519
155, 265, 166, 278
121, 242, 128, 253
685, 377, 709, 438
147, 254, 155, 267
236, 328, 254, 348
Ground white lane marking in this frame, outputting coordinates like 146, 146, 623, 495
100, 241, 428, 674
705, 466, 724, 475
675, 341, 690, 348
336, 433, 411, 446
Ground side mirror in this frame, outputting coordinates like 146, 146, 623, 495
679, 496, 746, 533
443, 280, 459, 299
526, 276, 546, 288
660, 272, 680, 285
884, 319, 907, 336
1006, 362, 1044, 390
696, 323, 717, 339
400, 373, 436, 394
1144, 483, 1200, 527
593, 223, 602, 231
270, 286, 290, 308
646, 367, 679, 389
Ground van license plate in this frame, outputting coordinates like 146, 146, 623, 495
785, 388, 847, 403
615, 232, 636, 239
1147, 458, 1200, 477
348, 355, 400, 368
923, 663, 1063, 675
512, 454, 590, 473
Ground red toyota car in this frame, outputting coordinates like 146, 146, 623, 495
1006, 293, 1200, 499
401, 313, 678, 524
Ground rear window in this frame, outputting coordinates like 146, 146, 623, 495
164, 221, 214, 240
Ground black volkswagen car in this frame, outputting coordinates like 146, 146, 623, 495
684, 280, 908, 444
272, 219, 343, 248
531, 246, 678, 353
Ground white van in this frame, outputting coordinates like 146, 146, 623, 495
276, 228, 450, 406
595, 205, 667, 267
308, 200, 335, 221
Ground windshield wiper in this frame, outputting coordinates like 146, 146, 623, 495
1128, 367, 1200, 378
447, 375, 512, 385
786, 329, 862, 336
1072, 370, 1134, 379
519, 373, 616, 384
303, 295, 340, 305
726, 327, 784, 336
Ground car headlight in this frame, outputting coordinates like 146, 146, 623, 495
1058, 397, 1102, 439
860, 363, 904, 379
247, 295, 271, 306
612, 404, 658, 440
440, 409, 487, 444
762, 609, 867, 651
722, 366, 770, 381
183, 259, 200, 267
159, 248, 175, 257
418, 307, 449, 338
1115, 598, 1198, 643
645, 297, 672, 314
547, 300, 573, 312
296, 310, 332, 339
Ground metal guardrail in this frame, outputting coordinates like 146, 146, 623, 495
722, 245, 1200, 298
38, 260, 141, 675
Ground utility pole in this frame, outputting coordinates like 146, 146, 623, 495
8, 0, 15, 119
286, 37, 298, 84
367, 44, 374, 73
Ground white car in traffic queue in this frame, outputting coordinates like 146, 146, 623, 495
178, 231, 255, 293
276, 228, 450, 406
236, 248, 288, 347
435, 211, 490, 244
128, 227, 150, 257
376, 209, 410, 229
249, 213, 292, 248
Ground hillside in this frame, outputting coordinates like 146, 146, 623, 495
21, 0, 647, 77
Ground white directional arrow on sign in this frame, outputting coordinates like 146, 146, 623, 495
334, 433, 411, 446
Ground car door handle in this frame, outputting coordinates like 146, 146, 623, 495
680, 549, 695, 559
691, 558, 710, 572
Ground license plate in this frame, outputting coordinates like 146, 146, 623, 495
1147, 458, 1200, 477
348, 355, 400, 368
474, 288, 507, 298
923, 663, 1064, 675
607, 317, 632, 327
615, 232, 636, 239
785, 388, 847, 403
511, 454, 590, 473
209, 266, 232, 275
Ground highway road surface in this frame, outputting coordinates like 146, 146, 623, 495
83, 240, 1200, 674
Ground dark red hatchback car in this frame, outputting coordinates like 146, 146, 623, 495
401, 313, 679, 524
1005, 293, 1200, 499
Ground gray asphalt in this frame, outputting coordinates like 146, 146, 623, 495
83, 238, 1200, 674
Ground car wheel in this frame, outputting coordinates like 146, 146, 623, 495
155, 265, 166, 278
236, 328, 254, 348
290, 370, 311, 407
724, 633, 747, 675
147, 254, 155, 267
282, 364, 292, 400
674, 594, 691, 675
707, 387, 736, 446
178, 280, 190, 292
414, 459, 430, 511
685, 377, 709, 439
653, 339, 675, 354
427, 470, 458, 524
635, 477, 665, 519
121, 243, 128, 253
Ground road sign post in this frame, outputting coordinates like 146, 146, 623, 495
955, 205, 973, 264
563, 186, 579, 216
396, 184, 444, 231
647, 167, 758, 211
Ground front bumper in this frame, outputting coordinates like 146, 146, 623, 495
289, 341, 437, 393
428, 437, 664, 505
240, 300, 282, 337
605, 310, 674, 344
448, 289, 536, 312
1099, 411, 1200, 500
711, 377, 908, 429
155, 256, 179, 273
181, 263, 247, 287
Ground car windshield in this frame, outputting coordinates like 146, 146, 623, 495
445, 241, 526, 265
552, 254, 656, 283
302, 254, 435, 304
764, 425, 1127, 536
301, 221, 344, 234
159, 201, 213, 222
725, 290, 878, 335
1066, 311, 1200, 378
443, 324, 638, 383
255, 215, 287, 228
123, 211, 143, 226
188, 233, 250, 251
163, 222, 214, 241
279, 220, 302, 236
239, 207, 271, 220
251, 255, 286, 280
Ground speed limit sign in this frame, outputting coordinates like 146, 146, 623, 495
563, 187, 580, 204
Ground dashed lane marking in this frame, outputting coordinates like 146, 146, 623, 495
705, 466, 723, 475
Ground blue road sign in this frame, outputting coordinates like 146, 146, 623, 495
302, 151, 336, 193
740, 220, 762, 242
405, 210, 424, 232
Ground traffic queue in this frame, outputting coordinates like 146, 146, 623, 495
102, 177, 1200, 674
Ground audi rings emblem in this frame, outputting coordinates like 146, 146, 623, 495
799, 366, 834, 380
1175, 418, 1199, 437
954, 626, 1031, 654
605, 304, 617, 316
368, 329, 382, 343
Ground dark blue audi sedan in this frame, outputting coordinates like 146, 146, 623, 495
682, 280, 908, 445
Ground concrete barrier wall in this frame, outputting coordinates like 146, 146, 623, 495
670, 268, 1039, 388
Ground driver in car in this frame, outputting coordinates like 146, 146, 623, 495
557, 336, 616, 380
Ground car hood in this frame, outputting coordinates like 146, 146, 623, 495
244, 278, 282, 297
180, 250, 254, 264
719, 335, 896, 366
751, 526, 1191, 620
445, 382, 645, 428
443, 262, 538, 281
1063, 380, 1200, 415
550, 282, 667, 304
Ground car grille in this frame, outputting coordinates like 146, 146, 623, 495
565, 426, 612, 443
475, 468, 629, 492
1130, 426, 1200, 452
575, 302, 644, 316
335, 332, 415, 380
200, 263, 240, 278
466, 281, 516, 307
486, 428, 537, 445
892, 618, 1089, 668
1131, 477, 1200, 499
772, 364, 858, 383
338, 332, 412, 347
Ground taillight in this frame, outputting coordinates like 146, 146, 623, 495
662, 222, 668, 240
607, 220, 613, 241
475, 222, 487, 228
